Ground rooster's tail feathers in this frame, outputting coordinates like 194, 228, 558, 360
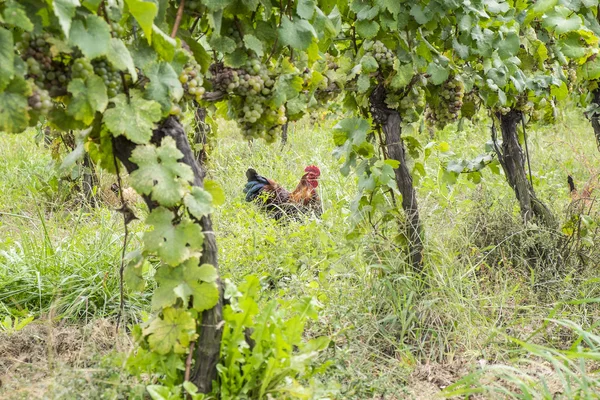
244, 168, 270, 202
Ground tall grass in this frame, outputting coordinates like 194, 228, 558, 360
0, 105, 599, 398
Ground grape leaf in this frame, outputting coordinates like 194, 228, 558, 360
3, 4, 34, 32
0, 28, 15, 92
69, 15, 111, 59
103, 90, 162, 144
152, 25, 177, 61
279, 17, 317, 50
243, 35, 264, 58
426, 62, 449, 85
580, 58, 600, 80
85, 127, 116, 173
209, 36, 237, 54
47, 106, 87, 131
144, 208, 204, 266
130, 137, 195, 207
53, 0, 80, 37
355, 20, 379, 39
124, 0, 158, 43
144, 61, 183, 112
542, 7, 583, 34
153, 259, 219, 311
297, 0, 316, 19
67, 76, 108, 125
143, 307, 196, 354
106, 38, 138, 82
184, 187, 214, 219
204, 180, 225, 206
391, 62, 414, 90
360, 55, 378, 72
0, 77, 30, 133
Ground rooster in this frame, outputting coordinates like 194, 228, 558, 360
244, 166, 322, 219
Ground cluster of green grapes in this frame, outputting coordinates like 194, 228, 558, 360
71, 58, 94, 80
371, 41, 394, 69
110, 21, 125, 38
92, 58, 123, 98
179, 58, 205, 102
210, 57, 289, 142
386, 86, 426, 123
27, 84, 52, 115
425, 77, 465, 129
240, 103, 287, 143
325, 53, 339, 70
17, 33, 70, 96
566, 66, 578, 92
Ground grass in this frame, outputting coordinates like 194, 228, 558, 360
0, 105, 599, 398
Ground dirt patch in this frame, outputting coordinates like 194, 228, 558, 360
0, 319, 134, 399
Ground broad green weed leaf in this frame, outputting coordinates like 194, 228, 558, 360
103, 90, 162, 144
143, 207, 204, 266
204, 180, 225, 206
143, 307, 196, 354
129, 137, 194, 206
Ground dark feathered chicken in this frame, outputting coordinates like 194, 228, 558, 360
244, 166, 322, 219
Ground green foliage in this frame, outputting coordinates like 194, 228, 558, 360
218, 276, 336, 399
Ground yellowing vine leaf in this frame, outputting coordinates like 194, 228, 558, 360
143, 307, 197, 354
129, 136, 194, 206
143, 207, 204, 266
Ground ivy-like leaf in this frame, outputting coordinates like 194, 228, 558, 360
144, 61, 183, 112
69, 15, 111, 59
0, 77, 30, 133
103, 90, 162, 144
67, 76, 108, 125
0, 28, 15, 91
143, 208, 204, 266
143, 307, 196, 354
124, 0, 158, 43
130, 137, 194, 207
53, 0, 80, 37
184, 187, 214, 219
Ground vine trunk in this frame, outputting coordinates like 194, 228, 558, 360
113, 117, 223, 394
494, 109, 555, 227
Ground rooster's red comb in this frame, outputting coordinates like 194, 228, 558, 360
304, 165, 320, 176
